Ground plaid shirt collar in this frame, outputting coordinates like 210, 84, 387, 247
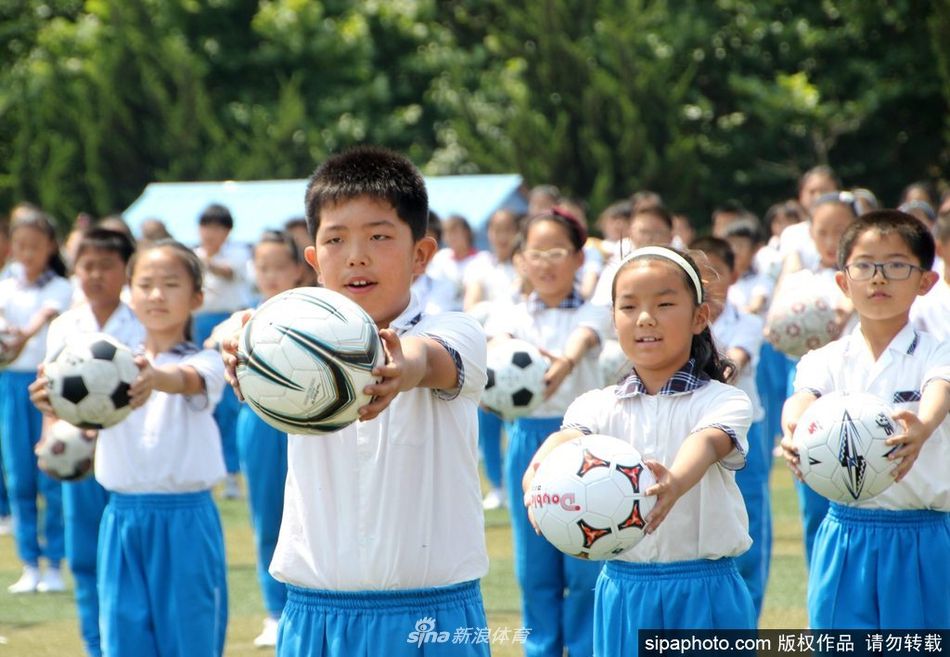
16, 268, 56, 289
615, 358, 710, 398
526, 288, 584, 313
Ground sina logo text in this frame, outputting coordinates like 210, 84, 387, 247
407, 617, 449, 647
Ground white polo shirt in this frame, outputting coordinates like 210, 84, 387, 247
45, 302, 145, 363
269, 294, 489, 591
910, 279, 950, 341
0, 270, 73, 372
727, 269, 774, 313
95, 345, 226, 493
424, 248, 489, 313
778, 221, 820, 272
463, 254, 519, 305
562, 363, 752, 563
712, 302, 765, 422
195, 242, 252, 313
485, 290, 608, 417
794, 323, 950, 511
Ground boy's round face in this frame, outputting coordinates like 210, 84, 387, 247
306, 196, 435, 328
199, 223, 229, 253
836, 230, 938, 322
75, 248, 127, 308
725, 235, 755, 274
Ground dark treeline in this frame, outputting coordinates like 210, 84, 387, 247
1, 0, 947, 229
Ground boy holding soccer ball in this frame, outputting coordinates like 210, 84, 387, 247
30, 228, 144, 657
223, 146, 490, 657
780, 210, 950, 629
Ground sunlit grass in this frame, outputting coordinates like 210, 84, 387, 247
0, 459, 805, 655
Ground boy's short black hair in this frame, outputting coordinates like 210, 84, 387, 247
199, 204, 234, 230
837, 210, 936, 270
77, 227, 137, 264
304, 146, 428, 241
690, 236, 735, 272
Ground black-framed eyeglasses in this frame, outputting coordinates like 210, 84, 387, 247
843, 261, 925, 281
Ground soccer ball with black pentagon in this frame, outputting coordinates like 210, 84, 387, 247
794, 391, 897, 503
236, 287, 384, 435
529, 434, 656, 560
45, 333, 137, 429
481, 339, 547, 420
36, 420, 96, 481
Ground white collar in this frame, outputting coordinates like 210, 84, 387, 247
847, 321, 920, 358
387, 292, 425, 336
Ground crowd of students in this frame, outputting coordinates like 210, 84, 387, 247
0, 151, 947, 657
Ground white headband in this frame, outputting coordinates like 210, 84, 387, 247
615, 246, 704, 304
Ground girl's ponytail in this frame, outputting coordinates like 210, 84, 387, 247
691, 325, 732, 383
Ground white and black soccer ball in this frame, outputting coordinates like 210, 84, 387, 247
45, 333, 138, 430
36, 420, 97, 481
794, 391, 897, 503
765, 272, 840, 358
236, 287, 384, 435
529, 434, 656, 560
481, 339, 547, 420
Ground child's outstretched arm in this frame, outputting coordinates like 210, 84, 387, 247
221, 310, 254, 401
888, 379, 950, 482
540, 326, 599, 400
779, 390, 819, 480
642, 427, 735, 534
358, 330, 460, 421
129, 357, 206, 407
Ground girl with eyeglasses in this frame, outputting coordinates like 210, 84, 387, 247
484, 209, 608, 657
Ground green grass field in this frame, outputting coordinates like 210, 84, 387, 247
0, 460, 806, 656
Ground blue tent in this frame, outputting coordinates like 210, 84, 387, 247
123, 175, 526, 248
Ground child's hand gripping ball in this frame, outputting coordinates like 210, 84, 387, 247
528, 434, 656, 560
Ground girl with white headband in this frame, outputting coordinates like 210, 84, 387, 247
523, 246, 756, 656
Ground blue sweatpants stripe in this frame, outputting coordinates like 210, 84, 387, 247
808, 505, 950, 629
64, 477, 109, 657
278, 580, 490, 657
0, 370, 64, 567
505, 416, 601, 657
477, 407, 504, 489
235, 404, 288, 617
734, 421, 772, 622
98, 491, 228, 657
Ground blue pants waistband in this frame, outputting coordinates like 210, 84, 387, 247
109, 490, 213, 510
603, 557, 738, 582
828, 503, 948, 527
286, 580, 482, 612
